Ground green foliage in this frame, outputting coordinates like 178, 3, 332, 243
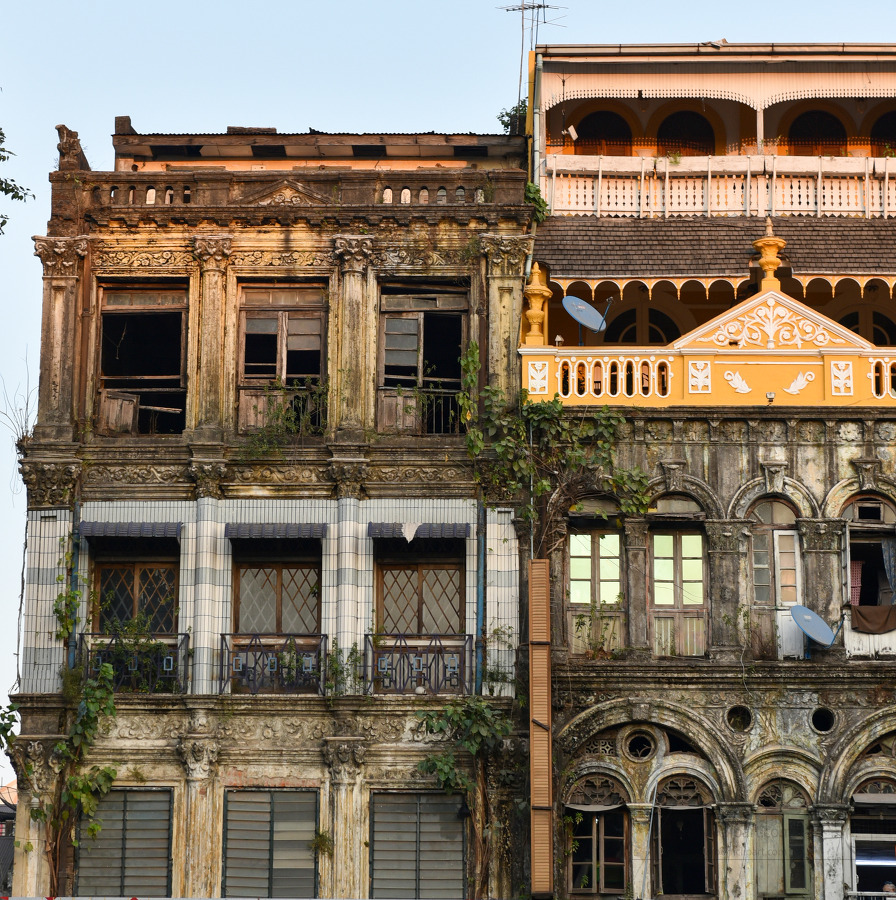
0, 127, 33, 235
524, 182, 548, 222
325, 639, 363, 696
310, 828, 335, 857
244, 377, 328, 458
53, 545, 81, 642
457, 342, 650, 553
497, 100, 527, 134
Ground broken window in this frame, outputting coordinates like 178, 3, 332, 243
222, 790, 317, 898
377, 284, 467, 434
76, 789, 172, 896
568, 527, 624, 655
755, 780, 812, 898
565, 775, 629, 894
844, 496, 896, 606
851, 777, 896, 892
98, 287, 187, 434
239, 285, 328, 433
652, 777, 715, 896
369, 793, 465, 899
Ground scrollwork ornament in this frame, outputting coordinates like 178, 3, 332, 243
177, 737, 219, 780
479, 234, 533, 278
95, 248, 194, 269
83, 464, 188, 485
189, 461, 227, 499
19, 460, 80, 508
33, 236, 88, 275
10, 740, 63, 797
333, 236, 373, 275
192, 236, 232, 271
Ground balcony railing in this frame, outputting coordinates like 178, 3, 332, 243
80, 632, 190, 693
543, 153, 896, 218
364, 634, 473, 695
220, 634, 327, 695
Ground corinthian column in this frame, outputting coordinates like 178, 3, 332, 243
332, 236, 373, 439
323, 737, 366, 898
192, 236, 231, 438
32, 236, 88, 441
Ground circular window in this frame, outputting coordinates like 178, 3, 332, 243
726, 705, 753, 732
626, 732, 656, 760
811, 707, 836, 733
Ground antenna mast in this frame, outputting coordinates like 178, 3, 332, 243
499, 1, 565, 107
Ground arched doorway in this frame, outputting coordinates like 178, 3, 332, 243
657, 112, 715, 156
575, 111, 633, 155
788, 110, 847, 155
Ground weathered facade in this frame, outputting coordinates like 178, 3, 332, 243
13, 120, 532, 896
526, 43, 896, 900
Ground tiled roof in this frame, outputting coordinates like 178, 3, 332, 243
533, 216, 896, 278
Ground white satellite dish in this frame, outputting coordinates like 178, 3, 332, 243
790, 604, 837, 658
562, 296, 614, 345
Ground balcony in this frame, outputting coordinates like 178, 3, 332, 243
364, 634, 473, 695
220, 634, 327, 695
80, 632, 190, 693
542, 154, 896, 218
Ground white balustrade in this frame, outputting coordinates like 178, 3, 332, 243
554, 355, 674, 400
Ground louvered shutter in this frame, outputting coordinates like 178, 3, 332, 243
418, 796, 465, 899
371, 794, 418, 898
77, 790, 171, 897
271, 792, 316, 898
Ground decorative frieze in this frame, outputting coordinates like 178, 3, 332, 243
372, 245, 468, 270
32, 236, 88, 275
93, 247, 194, 269
229, 248, 335, 268
82, 464, 189, 485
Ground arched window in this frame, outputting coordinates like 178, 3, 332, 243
603, 308, 681, 345
842, 496, 896, 607
654, 777, 715, 895
657, 111, 715, 156
749, 500, 800, 607
755, 780, 811, 897
871, 110, 896, 156
788, 110, 847, 155
575, 111, 632, 155
565, 775, 629, 894
839, 309, 896, 346
852, 777, 896, 892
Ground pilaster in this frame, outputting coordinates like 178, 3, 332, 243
323, 736, 367, 898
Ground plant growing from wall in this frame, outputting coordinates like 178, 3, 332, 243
525, 182, 548, 223
417, 697, 513, 900
457, 342, 650, 555
244, 377, 329, 458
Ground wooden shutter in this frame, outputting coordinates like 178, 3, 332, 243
77, 789, 172, 897
529, 559, 554, 896
223, 790, 317, 899
370, 793, 464, 899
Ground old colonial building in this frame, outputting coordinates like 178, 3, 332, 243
525, 43, 896, 900
13, 119, 532, 896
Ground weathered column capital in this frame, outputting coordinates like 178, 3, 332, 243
323, 736, 367, 783
32, 235, 88, 276
813, 804, 850, 827
623, 518, 648, 548
716, 801, 754, 825
189, 461, 227, 499
177, 736, 219, 780
797, 518, 844, 552
192, 235, 232, 272
480, 233, 533, 278
19, 460, 80, 509
705, 519, 748, 553
9, 739, 64, 799
333, 235, 373, 275
328, 458, 368, 499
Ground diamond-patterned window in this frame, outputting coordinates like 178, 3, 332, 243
97, 562, 178, 634
378, 562, 463, 635
235, 564, 320, 634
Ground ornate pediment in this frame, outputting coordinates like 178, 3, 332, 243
241, 180, 332, 208
673, 290, 873, 352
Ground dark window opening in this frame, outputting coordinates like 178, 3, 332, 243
453, 145, 488, 157
574, 111, 633, 155
569, 808, 628, 893
850, 541, 894, 606
603, 308, 680, 345
668, 728, 702, 751
872, 110, 896, 155
811, 707, 835, 732
353, 145, 387, 158
250, 145, 287, 159
788, 110, 848, 155
657, 111, 715, 156
657, 809, 713, 894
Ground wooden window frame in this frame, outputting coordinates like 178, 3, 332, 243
652, 806, 716, 896
376, 558, 465, 636
649, 531, 706, 657
568, 530, 624, 655
568, 808, 629, 894
233, 561, 321, 634
93, 558, 179, 635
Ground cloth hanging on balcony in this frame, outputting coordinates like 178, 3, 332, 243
79, 521, 182, 539
224, 523, 327, 540
850, 604, 896, 634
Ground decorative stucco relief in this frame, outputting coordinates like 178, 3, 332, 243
33, 236, 88, 274
784, 371, 815, 395
480, 234, 533, 278
93, 247, 194, 269
696, 299, 844, 349
20, 461, 80, 507
83, 465, 189, 485
723, 371, 751, 393
688, 361, 711, 393
229, 249, 335, 268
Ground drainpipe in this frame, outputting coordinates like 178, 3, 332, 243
475, 500, 486, 694
67, 500, 81, 669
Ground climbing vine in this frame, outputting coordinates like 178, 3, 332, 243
457, 342, 650, 554
417, 697, 513, 900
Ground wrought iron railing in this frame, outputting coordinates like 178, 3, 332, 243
220, 634, 327, 695
364, 634, 473, 695
79, 632, 190, 693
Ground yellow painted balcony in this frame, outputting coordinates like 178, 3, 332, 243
520, 290, 896, 408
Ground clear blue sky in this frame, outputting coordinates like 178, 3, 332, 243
0, 0, 886, 780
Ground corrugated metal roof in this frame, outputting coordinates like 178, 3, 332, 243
80, 522, 182, 539
224, 523, 327, 540
367, 523, 471, 540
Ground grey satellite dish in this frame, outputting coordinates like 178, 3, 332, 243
562, 296, 614, 345
790, 604, 837, 658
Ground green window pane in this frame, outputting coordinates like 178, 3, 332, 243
598, 533, 620, 556
681, 534, 703, 558
569, 534, 591, 556
599, 557, 620, 580
653, 559, 674, 582
570, 558, 591, 579
653, 582, 675, 605
681, 559, 703, 581
653, 534, 674, 557
682, 582, 704, 605
599, 582, 621, 605
570, 581, 592, 605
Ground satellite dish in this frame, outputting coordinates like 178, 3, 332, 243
790, 604, 836, 657
562, 296, 614, 344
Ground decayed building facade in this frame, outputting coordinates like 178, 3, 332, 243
525, 43, 896, 900
13, 120, 532, 897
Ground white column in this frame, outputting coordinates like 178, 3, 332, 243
817, 806, 850, 898
323, 737, 366, 898
191, 493, 226, 694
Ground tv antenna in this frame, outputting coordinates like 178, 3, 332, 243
499, 2, 566, 110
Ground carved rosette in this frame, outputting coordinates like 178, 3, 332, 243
177, 737, 219, 780
192, 236, 232, 272
328, 460, 368, 500
19, 460, 80, 508
480, 234, 532, 279
333, 236, 373, 275
798, 518, 843, 552
189, 462, 227, 499
32, 236, 88, 276
323, 736, 366, 783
